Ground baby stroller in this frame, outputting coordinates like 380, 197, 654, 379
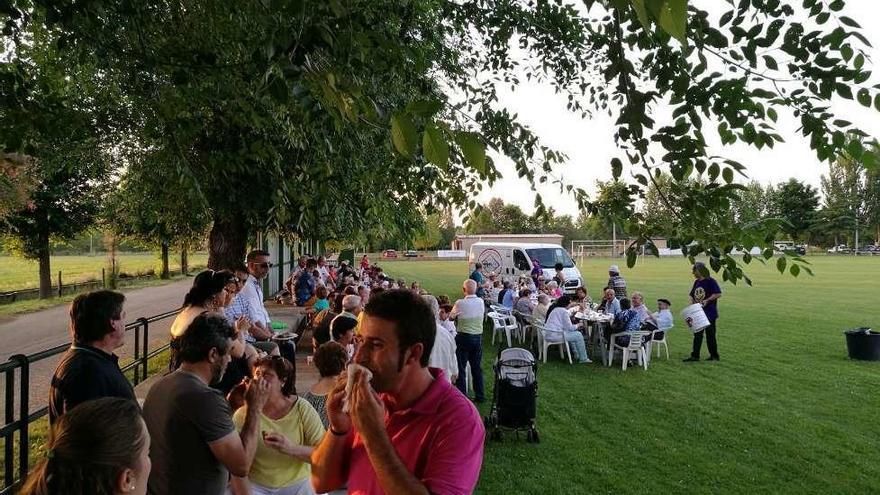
484, 347, 539, 443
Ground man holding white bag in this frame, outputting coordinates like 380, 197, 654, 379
684, 262, 722, 362
310, 289, 484, 495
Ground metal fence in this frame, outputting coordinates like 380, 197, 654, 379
0, 308, 181, 494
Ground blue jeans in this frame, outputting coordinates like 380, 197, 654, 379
455, 333, 484, 401
563, 331, 589, 362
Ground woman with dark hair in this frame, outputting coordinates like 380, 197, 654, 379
168, 269, 258, 387
20, 397, 150, 495
302, 341, 349, 428
171, 269, 243, 337
230, 356, 324, 495
544, 295, 591, 363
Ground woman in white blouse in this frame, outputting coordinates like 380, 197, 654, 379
543, 295, 591, 363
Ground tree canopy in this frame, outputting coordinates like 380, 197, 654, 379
2, 0, 879, 281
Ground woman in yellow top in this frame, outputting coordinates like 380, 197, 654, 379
231, 356, 325, 495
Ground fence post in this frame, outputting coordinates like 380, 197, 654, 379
11, 354, 29, 483
139, 318, 150, 382
4, 366, 15, 489
133, 325, 141, 385
57, 271, 62, 298
102, 268, 106, 288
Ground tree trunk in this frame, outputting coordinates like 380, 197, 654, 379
208, 214, 248, 270
160, 241, 170, 279
181, 247, 189, 276
37, 229, 52, 299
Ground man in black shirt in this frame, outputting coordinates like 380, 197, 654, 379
48, 290, 135, 424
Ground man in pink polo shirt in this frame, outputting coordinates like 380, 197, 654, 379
311, 289, 485, 494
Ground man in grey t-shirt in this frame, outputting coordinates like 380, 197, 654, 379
144, 313, 268, 495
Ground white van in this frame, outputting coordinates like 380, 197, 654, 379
468, 242, 584, 294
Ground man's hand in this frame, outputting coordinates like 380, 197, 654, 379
244, 377, 269, 410
251, 321, 272, 341
349, 369, 385, 438
325, 374, 352, 434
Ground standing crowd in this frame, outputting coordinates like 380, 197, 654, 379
30, 251, 485, 495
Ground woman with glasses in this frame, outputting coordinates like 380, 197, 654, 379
168, 270, 257, 392
230, 356, 324, 495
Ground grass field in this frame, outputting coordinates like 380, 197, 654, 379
0, 252, 209, 292
381, 257, 880, 494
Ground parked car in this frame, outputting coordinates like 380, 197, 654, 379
794, 244, 807, 255
827, 244, 850, 254
404, 250, 419, 257
857, 245, 879, 255
381, 249, 398, 258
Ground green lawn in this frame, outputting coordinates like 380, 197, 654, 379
0, 252, 208, 292
382, 257, 880, 494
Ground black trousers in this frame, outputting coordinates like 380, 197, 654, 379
691, 321, 719, 359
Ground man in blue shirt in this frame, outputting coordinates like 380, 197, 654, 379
684, 262, 722, 362
469, 262, 486, 298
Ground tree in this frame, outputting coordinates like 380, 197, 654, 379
104, 157, 211, 277
413, 213, 443, 251
731, 181, 773, 226
0, 31, 111, 297
0, 153, 33, 220
819, 154, 865, 246
865, 162, 880, 244
769, 179, 819, 242
4, 0, 879, 284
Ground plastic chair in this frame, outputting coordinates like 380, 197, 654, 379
488, 312, 518, 347
607, 331, 652, 370
652, 325, 672, 360
536, 322, 573, 364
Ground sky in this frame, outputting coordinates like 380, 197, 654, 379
476, 1, 880, 218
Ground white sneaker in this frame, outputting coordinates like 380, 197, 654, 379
582, 358, 593, 364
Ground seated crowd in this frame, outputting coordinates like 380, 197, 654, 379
469, 261, 674, 366
33, 250, 484, 495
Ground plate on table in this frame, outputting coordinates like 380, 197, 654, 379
272, 332, 298, 341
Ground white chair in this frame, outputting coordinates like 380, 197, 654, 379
536, 322, 573, 364
488, 312, 518, 347
652, 325, 672, 360
607, 331, 652, 370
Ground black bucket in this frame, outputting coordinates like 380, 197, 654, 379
844, 328, 880, 361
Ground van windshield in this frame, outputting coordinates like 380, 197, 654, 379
525, 248, 575, 268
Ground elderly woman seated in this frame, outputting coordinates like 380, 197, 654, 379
513, 288, 535, 316
608, 297, 644, 347
545, 280, 563, 298
543, 295, 591, 363
532, 293, 552, 323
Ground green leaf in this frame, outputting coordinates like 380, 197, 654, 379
626, 247, 637, 268
722, 167, 733, 184
456, 132, 486, 174
631, 0, 651, 30
407, 99, 442, 117
767, 108, 778, 122
776, 255, 786, 274
857, 88, 871, 107
836, 83, 853, 100
391, 113, 418, 158
763, 55, 778, 70
875, 94, 880, 112
657, 0, 688, 45
422, 125, 449, 169
611, 158, 623, 179
790, 263, 800, 277
854, 53, 865, 70
839, 16, 861, 28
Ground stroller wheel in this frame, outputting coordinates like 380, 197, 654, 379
527, 428, 540, 443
